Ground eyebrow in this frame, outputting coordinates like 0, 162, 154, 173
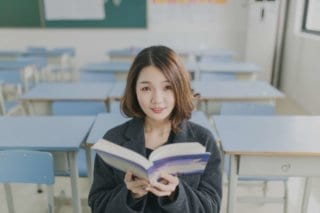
137, 80, 170, 84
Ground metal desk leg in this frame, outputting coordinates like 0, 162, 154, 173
69, 151, 82, 213
227, 155, 238, 213
4, 183, 14, 213
85, 145, 94, 184
301, 177, 312, 213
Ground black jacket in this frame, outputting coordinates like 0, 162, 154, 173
89, 117, 222, 213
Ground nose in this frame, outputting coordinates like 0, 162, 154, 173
151, 89, 164, 104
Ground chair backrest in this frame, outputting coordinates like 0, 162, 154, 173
0, 150, 54, 184
220, 102, 276, 115
0, 150, 55, 212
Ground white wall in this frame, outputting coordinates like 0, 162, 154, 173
0, 0, 248, 66
280, 0, 320, 114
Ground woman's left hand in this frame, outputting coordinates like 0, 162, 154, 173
147, 173, 179, 199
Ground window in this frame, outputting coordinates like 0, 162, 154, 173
302, 0, 320, 35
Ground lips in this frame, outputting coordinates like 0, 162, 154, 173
151, 107, 165, 113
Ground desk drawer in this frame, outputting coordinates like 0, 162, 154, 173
238, 156, 320, 177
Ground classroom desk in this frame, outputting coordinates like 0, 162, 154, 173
107, 47, 142, 62
0, 116, 95, 213
85, 110, 213, 182
0, 50, 23, 61
198, 61, 260, 80
107, 47, 198, 63
193, 49, 236, 62
109, 80, 282, 102
21, 82, 113, 115
108, 81, 126, 101
25, 48, 75, 65
177, 49, 236, 63
107, 80, 284, 114
81, 61, 131, 80
192, 80, 284, 104
192, 80, 284, 114
0, 66, 37, 93
213, 116, 320, 213
86, 113, 129, 182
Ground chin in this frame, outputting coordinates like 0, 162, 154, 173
148, 113, 171, 121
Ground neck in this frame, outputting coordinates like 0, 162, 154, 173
144, 118, 171, 134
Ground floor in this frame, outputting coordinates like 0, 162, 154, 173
1, 98, 319, 213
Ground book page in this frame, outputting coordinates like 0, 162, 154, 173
95, 150, 150, 180
149, 142, 206, 161
92, 139, 153, 170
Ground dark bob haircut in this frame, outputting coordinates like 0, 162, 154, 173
120, 45, 195, 132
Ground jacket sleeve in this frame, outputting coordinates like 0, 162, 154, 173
88, 131, 147, 213
158, 128, 222, 213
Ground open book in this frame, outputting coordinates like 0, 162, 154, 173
92, 139, 211, 184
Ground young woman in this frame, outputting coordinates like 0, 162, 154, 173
88, 45, 222, 213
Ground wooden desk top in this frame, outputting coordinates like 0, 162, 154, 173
81, 61, 131, 73
198, 61, 260, 73
0, 116, 95, 151
21, 83, 113, 101
213, 115, 320, 156
86, 113, 129, 144
192, 80, 285, 100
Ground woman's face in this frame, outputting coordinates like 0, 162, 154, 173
135, 65, 175, 123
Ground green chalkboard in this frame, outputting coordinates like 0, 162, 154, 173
0, 0, 146, 28
0, 0, 42, 27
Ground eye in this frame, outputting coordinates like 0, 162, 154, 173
164, 85, 173, 91
141, 86, 151, 91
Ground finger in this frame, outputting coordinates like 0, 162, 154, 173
124, 171, 133, 183
147, 186, 171, 197
160, 173, 179, 185
151, 181, 175, 192
131, 184, 149, 194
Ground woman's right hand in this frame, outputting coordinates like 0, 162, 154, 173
124, 171, 150, 199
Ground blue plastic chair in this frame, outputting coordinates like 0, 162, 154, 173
219, 102, 288, 213
0, 150, 55, 213
54, 148, 95, 178
0, 85, 25, 116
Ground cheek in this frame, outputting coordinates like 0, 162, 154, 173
136, 92, 148, 107
168, 93, 175, 105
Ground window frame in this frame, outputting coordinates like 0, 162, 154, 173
301, 0, 320, 36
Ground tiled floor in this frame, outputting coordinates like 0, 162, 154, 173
1, 98, 319, 213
